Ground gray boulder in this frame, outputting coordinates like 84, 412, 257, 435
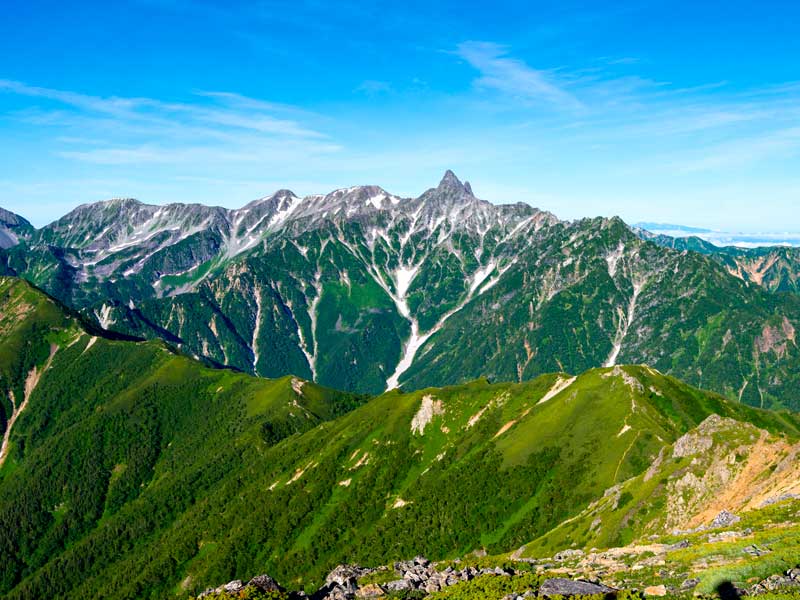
539, 578, 617, 597
711, 510, 741, 528
326, 565, 371, 586
249, 574, 284, 592
384, 579, 411, 592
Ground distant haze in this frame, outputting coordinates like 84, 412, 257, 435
636, 223, 800, 248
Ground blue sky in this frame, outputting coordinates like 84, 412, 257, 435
1, 0, 799, 229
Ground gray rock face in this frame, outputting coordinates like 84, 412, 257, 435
0, 207, 32, 248
310, 556, 522, 599
711, 510, 741, 528
223, 580, 244, 593
539, 578, 617, 597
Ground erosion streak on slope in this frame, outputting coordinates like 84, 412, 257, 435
0, 345, 58, 467
386, 261, 512, 390
305, 270, 322, 381
283, 270, 322, 381
613, 431, 641, 483
252, 287, 263, 370
537, 376, 577, 405
604, 279, 645, 368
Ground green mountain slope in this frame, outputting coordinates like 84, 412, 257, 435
1, 280, 797, 600
521, 411, 800, 558
0, 277, 365, 598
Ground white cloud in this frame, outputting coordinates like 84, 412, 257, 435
455, 41, 583, 110
0, 79, 335, 166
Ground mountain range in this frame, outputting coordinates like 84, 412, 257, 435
1, 276, 799, 599
3, 172, 800, 412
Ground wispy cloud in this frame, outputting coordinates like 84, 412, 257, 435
446, 42, 800, 174
0, 79, 338, 166
455, 41, 583, 110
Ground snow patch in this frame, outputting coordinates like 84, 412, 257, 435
82, 336, 98, 354
366, 192, 386, 209
268, 194, 303, 229
603, 278, 645, 367
96, 304, 114, 329
468, 262, 496, 296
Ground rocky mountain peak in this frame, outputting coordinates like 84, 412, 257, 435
0, 207, 32, 249
0, 207, 30, 228
436, 170, 473, 197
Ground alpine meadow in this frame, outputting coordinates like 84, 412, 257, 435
2, 2, 800, 599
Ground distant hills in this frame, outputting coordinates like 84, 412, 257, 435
635, 221, 800, 248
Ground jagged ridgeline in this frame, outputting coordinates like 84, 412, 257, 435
3, 172, 800, 408
1, 278, 799, 598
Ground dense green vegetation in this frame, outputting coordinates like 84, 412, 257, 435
0, 277, 366, 599
1, 276, 799, 600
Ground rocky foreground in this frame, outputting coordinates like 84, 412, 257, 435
195, 554, 800, 600
196, 557, 628, 599
188, 499, 800, 600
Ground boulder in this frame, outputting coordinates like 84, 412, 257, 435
248, 574, 284, 592
326, 565, 370, 586
750, 572, 800, 594
539, 578, 617, 597
711, 510, 741, 528
355, 584, 385, 598
384, 579, 411, 592
680, 578, 700, 591
223, 580, 244, 593
644, 584, 667, 596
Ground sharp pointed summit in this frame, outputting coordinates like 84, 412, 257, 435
436, 170, 473, 196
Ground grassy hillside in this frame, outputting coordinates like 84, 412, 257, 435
1, 276, 799, 599
0, 277, 366, 599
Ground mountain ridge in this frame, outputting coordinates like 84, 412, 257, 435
3, 173, 800, 410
